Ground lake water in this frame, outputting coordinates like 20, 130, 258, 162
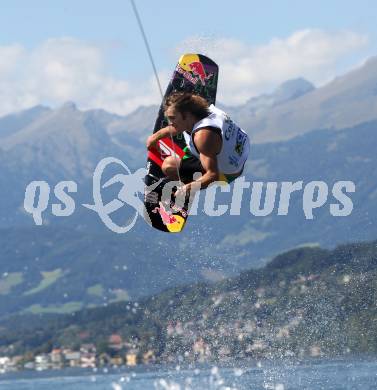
0, 358, 376, 389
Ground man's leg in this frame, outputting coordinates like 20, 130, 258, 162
162, 152, 205, 184
161, 156, 181, 180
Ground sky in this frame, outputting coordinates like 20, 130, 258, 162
0, 0, 376, 116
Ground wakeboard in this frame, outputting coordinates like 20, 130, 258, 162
144, 53, 219, 233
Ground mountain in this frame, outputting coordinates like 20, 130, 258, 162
0, 227, 222, 318
273, 78, 315, 103
221, 77, 315, 121
0, 102, 142, 177
0, 101, 147, 227
1, 240, 376, 360
234, 56, 377, 143
1, 57, 377, 317
108, 57, 377, 145
0, 119, 377, 318
107, 105, 158, 140
0, 105, 50, 140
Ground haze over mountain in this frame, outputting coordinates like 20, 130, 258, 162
102, 56, 377, 144
0, 56, 376, 317
235, 56, 377, 143
1, 56, 376, 156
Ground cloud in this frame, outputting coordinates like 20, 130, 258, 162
0, 37, 164, 117
0, 30, 369, 116
176, 29, 368, 105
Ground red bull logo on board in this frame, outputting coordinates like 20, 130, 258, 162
177, 54, 213, 86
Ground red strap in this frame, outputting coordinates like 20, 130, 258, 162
147, 137, 185, 168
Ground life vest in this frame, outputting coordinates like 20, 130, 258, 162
183, 105, 250, 175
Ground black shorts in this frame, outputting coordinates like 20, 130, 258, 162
179, 154, 204, 184
179, 149, 243, 184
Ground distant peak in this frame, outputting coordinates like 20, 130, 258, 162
29, 104, 50, 112
274, 78, 315, 102
243, 77, 315, 112
364, 55, 377, 65
60, 101, 78, 111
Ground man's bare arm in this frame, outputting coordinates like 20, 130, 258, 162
190, 128, 222, 189
146, 125, 178, 150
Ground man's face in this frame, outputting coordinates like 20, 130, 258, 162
165, 106, 189, 133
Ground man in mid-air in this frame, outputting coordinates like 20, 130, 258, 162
146, 92, 250, 195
